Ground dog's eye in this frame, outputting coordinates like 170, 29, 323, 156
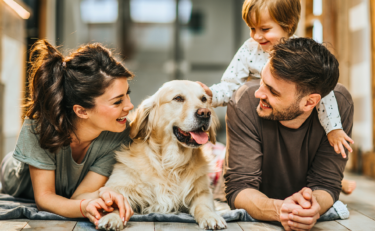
173, 96, 184, 102
201, 96, 207, 103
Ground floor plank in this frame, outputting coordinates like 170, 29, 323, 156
0, 219, 29, 231
345, 202, 375, 221
125, 222, 154, 231
73, 221, 96, 231
237, 221, 283, 231
22, 220, 77, 231
340, 172, 375, 208
219, 222, 242, 231
155, 222, 205, 231
336, 209, 375, 230
311, 221, 349, 230
73, 221, 155, 231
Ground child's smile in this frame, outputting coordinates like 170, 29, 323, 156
249, 8, 289, 52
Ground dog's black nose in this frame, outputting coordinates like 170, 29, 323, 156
196, 108, 211, 119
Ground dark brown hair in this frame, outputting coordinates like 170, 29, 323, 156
269, 38, 339, 98
26, 40, 134, 153
242, 0, 301, 36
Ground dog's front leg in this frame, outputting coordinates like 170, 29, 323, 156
190, 182, 227, 229
98, 209, 124, 231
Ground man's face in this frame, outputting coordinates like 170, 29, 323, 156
255, 62, 303, 121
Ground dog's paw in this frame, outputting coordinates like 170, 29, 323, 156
196, 212, 227, 230
98, 213, 124, 231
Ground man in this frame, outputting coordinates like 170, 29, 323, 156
224, 38, 353, 230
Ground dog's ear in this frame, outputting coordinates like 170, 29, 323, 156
129, 96, 155, 140
208, 109, 219, 144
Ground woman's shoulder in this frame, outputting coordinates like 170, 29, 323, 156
22, 117, 37, 128
19, 118, 39, 141
13, 118, 57, 170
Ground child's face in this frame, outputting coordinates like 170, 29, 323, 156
249, 9, 289, 52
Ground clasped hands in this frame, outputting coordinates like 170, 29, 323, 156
81, 187, 134, 229
280, 187, 320, 231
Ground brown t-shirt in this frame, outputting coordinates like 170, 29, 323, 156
224, 81, 353, 209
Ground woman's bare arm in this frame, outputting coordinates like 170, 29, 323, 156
70, 171, 108, 200
29, 166, 112, 219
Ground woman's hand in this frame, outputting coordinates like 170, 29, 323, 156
99, 187, 134, 224
82, 198, 114, 228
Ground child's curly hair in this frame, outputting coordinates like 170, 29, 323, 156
242, 0, 301, 36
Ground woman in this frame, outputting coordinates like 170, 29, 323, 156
0, 40, 134, 227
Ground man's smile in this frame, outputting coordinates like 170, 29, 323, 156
260, 100, 272, 109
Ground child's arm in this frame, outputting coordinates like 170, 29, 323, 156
209, 40, 262, 107
318, 91, 354, 158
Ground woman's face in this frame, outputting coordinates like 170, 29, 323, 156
87, 78, 134, 133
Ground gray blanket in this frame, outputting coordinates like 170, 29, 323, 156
0, 193, 344, 223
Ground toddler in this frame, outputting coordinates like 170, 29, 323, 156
199, 0, 354, 158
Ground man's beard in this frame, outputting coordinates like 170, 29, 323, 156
257, 99, 303, 121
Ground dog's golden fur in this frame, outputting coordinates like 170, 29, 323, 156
98, 80, 226, 230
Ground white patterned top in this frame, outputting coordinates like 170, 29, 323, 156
209, 37, 342, 134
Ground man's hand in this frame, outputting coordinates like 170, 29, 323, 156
280, 199, 303, 231
288, 195, 320, 230
280, 188, 320, 230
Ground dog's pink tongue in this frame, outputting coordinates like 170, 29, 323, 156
189, 131, 209, 144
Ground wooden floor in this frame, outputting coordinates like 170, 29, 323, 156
1, 172, 374, 231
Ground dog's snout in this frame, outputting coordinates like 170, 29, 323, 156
196, 108, 211, 119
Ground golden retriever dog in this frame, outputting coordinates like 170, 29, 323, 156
98, 80, 227, 230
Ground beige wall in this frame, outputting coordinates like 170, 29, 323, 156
348, 0, 373, 152
0, 2, 27, 160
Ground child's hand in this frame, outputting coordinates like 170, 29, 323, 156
196, 81, 212, 98
327, 129, 354, 158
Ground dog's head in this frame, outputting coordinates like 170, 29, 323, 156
130, 80, 219, 148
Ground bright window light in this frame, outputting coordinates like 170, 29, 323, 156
313, 20, 323, 43
80, 0, 118, 23
3, 0, 30, 19
130, 0, 192, 23
313, 0, 322, 16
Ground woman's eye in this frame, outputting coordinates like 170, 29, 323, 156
127, 90, 131, 95
262, 28, 270, 32
173, 96, 184, 102
201, 96, 207, 103
114, 99, 123, 105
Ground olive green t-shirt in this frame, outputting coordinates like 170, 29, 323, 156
0, 119, 131, 199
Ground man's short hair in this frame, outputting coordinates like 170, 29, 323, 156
242, 0, 301, 36
269, 38, 339, 98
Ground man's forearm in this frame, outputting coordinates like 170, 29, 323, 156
234, 188, 283, 221
312, 190, 334, 215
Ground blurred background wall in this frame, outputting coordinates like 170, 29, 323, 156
0, 0, 28, 161
0, 0, 374, 176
